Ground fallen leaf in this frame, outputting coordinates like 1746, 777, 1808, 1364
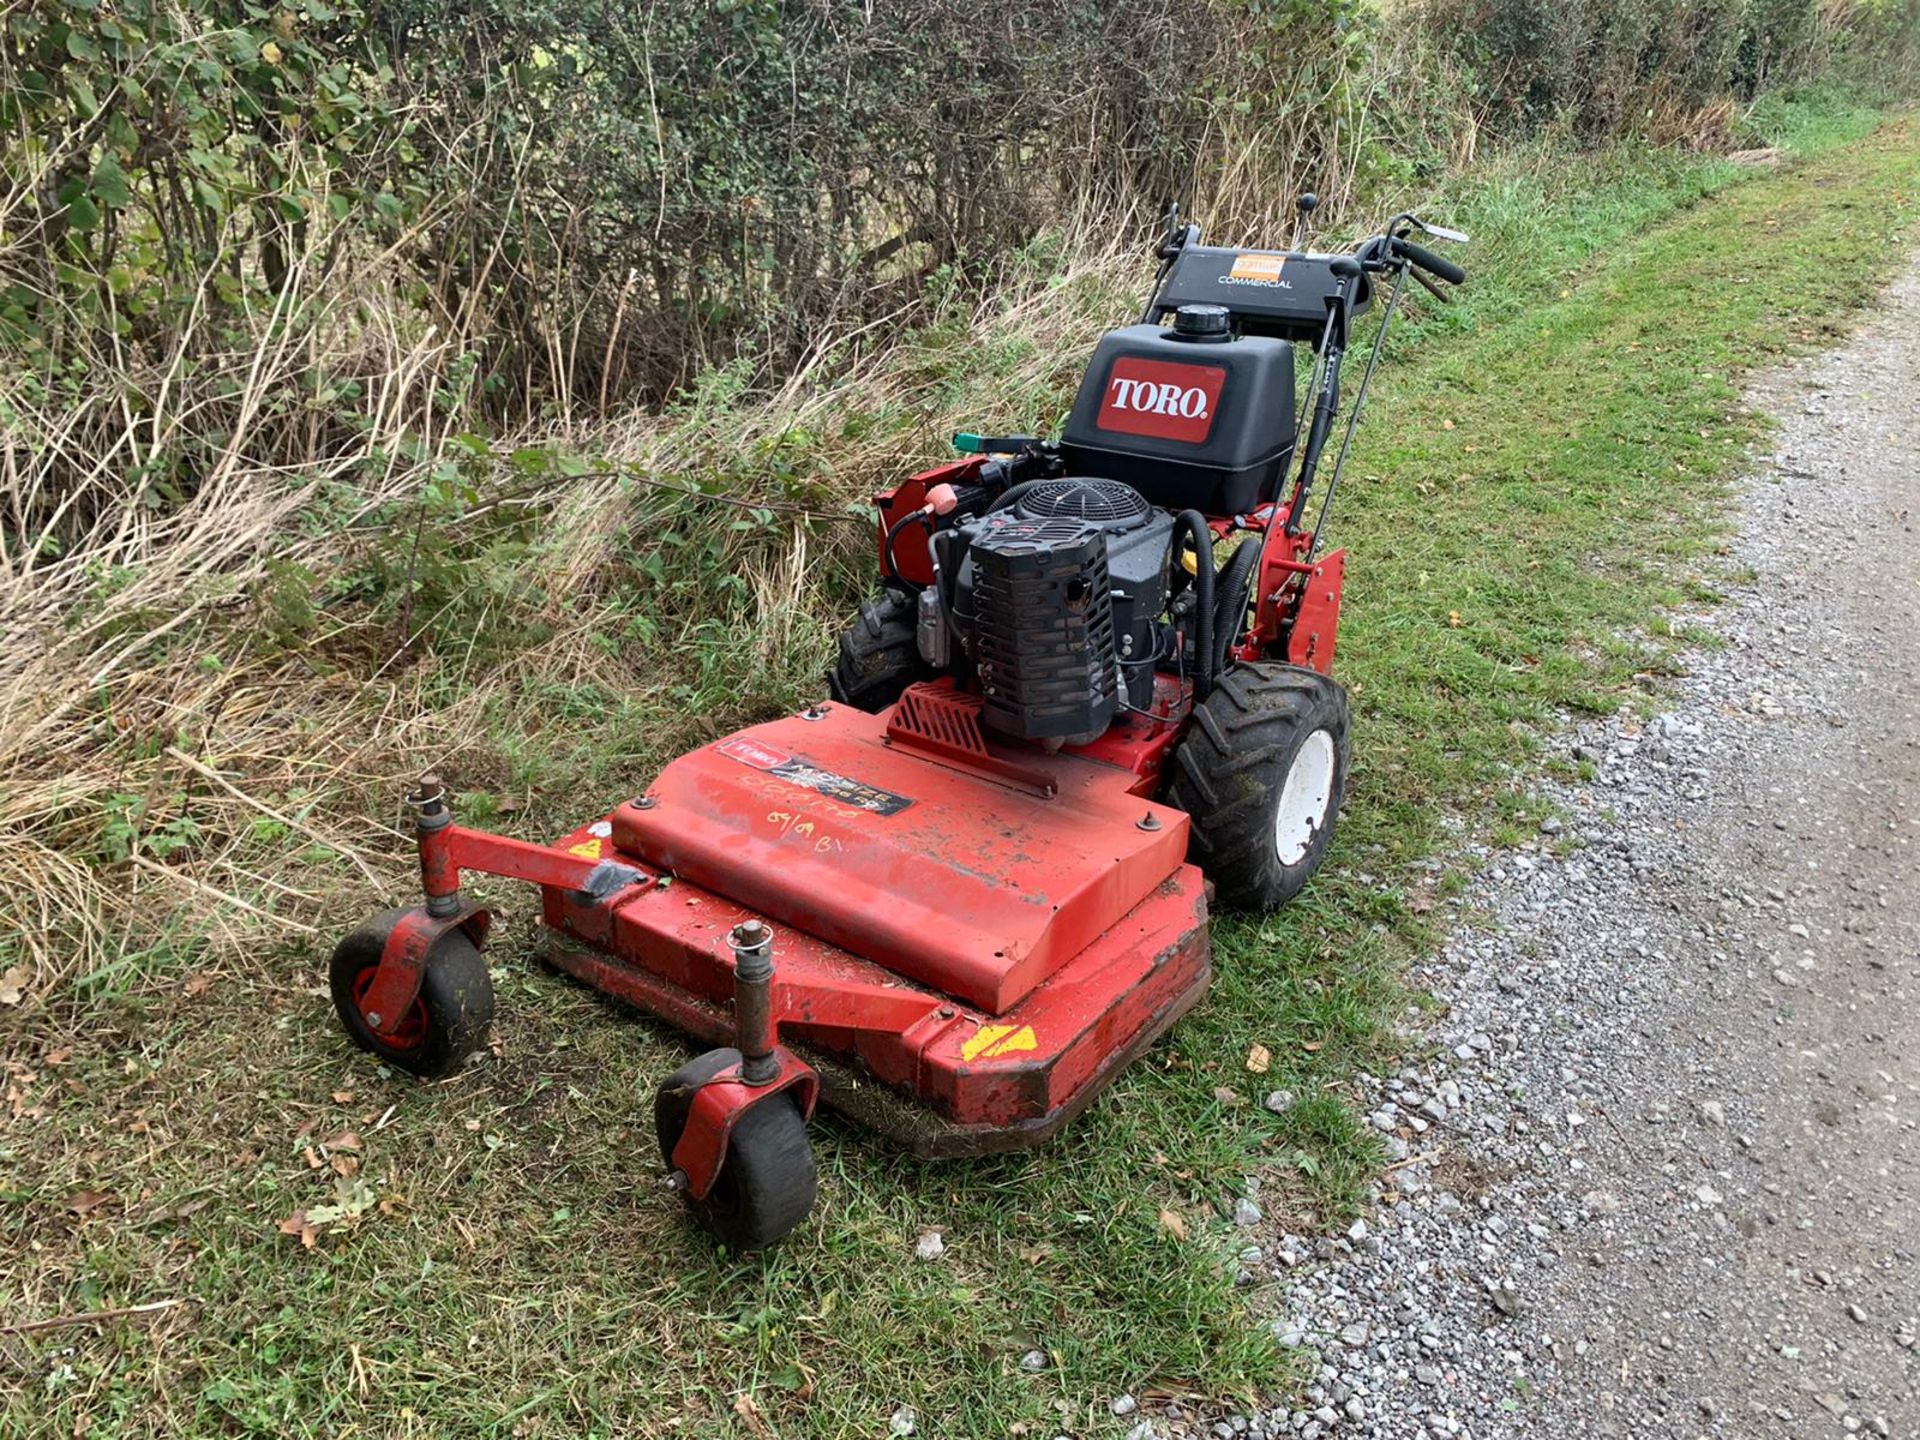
302, 1146, 322, 1169
782, 1360, 817, 1401
331, 1090, 354, 1105
1245, 1044, 1271, 1074
731, 1391, 772, 1437
0, 964, 28, 1006
277, 1211, 319, 1248
1157, 1207, 1188, 1241
330, 1154, 360, 1177
322, 1131, 362, 1152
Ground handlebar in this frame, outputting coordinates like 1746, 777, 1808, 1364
1390, 236, 1466, 286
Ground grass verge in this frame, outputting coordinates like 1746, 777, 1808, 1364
4, 103, 1919, 1438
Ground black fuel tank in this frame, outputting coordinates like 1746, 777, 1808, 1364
1058, 318, 1295, 515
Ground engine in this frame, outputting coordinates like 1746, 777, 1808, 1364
938, 478, 1174, 745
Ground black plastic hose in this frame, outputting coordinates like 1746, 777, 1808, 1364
882, 509, 927, 586
1213, 537, 1260, 677
1172, 510, 1216, 701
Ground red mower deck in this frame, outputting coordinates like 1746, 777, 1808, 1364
546, 695, 1212, 1150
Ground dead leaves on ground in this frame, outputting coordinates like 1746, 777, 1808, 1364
277, 1123, 398, 1248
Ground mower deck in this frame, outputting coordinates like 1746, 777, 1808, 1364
543, 869, 1209, 1155
611, 699, 1190, 1012
535, 699, 1212, 1152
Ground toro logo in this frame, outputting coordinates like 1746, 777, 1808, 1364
718, 737, 791, 770
1095, 357, 1225, 444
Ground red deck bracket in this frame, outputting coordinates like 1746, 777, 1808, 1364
363, 901, 492, 1041
414, 773, 649, 904
362, 775, 649, 1040
1284, 547, 1345, 675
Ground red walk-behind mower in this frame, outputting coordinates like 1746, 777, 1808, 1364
330, 205, 1467, 1249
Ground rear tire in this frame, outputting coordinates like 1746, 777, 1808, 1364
1168, 662, 1349, 912
655, 1048, 818, 1251
827, 590, 928, 712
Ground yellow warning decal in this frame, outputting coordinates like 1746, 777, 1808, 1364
1228, 251, 1286, 282
961, 1024, 1039, 1062
567, 838, 603, 860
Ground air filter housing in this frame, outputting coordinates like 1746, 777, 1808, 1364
963, 510, 1118, 744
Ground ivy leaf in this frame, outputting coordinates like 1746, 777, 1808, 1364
66, 30, 101, 62
92, 155, 132, 210
105, 111, 138, 154
63, 195, 101, 231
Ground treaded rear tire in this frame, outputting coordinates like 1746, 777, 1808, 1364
1168, 662, 1350, 912
827, 590, 929, 713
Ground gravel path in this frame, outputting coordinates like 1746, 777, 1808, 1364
1142, 257, 1920, 1440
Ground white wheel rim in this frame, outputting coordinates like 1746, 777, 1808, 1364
1274, 729, 1336, 867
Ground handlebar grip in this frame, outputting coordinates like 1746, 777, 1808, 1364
1394, 237, 1466, 286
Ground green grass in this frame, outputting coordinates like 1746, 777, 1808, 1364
7, 104, 1920, 1438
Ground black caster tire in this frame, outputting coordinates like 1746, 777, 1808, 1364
330, 908, 494, 1079
827, 590, 929, 712
655, 1048, 818, 1252
1168, 662, 1350, 912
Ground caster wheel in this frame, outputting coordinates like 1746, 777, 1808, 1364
655, 1048, 818, 1251
330, 908, 494, 1078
